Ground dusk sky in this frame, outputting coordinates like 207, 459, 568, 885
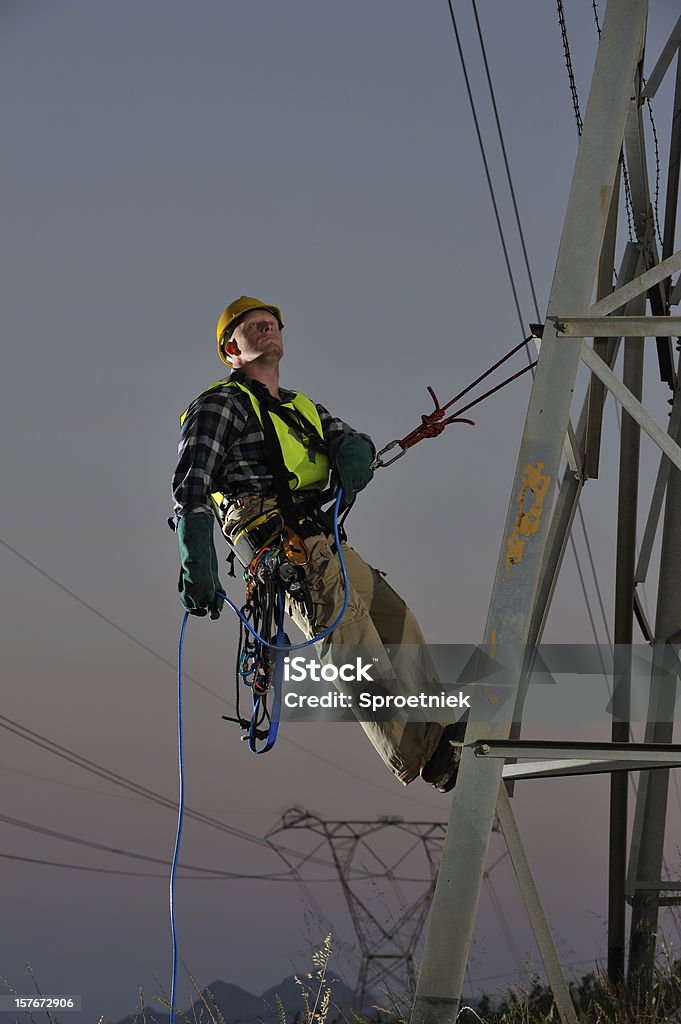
2, 2, 681, 1020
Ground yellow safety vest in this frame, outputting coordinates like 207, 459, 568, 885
179, 379, 331, 508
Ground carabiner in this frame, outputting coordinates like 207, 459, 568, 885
371, 439, 406, 469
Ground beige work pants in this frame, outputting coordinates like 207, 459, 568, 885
223, 496, 446, 784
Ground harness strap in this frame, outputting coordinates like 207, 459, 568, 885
264, 402, 327, 456
259, 392, 310, 534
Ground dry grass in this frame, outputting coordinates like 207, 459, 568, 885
7, 943, 681, 1024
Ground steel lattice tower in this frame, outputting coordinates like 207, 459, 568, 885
407, 3, 681, 1023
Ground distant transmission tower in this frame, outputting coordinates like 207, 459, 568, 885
268, 809, 447, 1011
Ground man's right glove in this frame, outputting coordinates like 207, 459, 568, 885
330, 434, 374, 506
177, 513, 225, 619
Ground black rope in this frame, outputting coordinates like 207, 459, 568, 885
439, 334, 538, 414
448, 359, 537, 420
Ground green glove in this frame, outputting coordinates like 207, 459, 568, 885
331, 434, 374, 505
177, 513, 225, 620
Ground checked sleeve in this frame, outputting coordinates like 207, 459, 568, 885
172, 394, 244, 519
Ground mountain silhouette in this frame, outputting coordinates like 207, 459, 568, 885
111, 973, 377, 1024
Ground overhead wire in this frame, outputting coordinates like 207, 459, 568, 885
444, 0, 527, 343
0, 851, 341, 882
0, 811, 289, 880
447, 0, 618, 663
463, 955, 606, 991
0, 536, 223, 704
0, 714, 447, 884
2, 808, 446, 885
576, 506, 614, 651
0, 761, 147, 802
0, 851, 224, 879
483, 873, 524, 971
472, 0, 623, 680
468, 0, 541, 325
0, 533, 444, 810
0, 713, 352, 874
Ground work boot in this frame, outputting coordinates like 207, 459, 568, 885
421, 720, 467, 792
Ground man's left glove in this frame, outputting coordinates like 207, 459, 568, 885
177, 513, 225, 620
331, 434, 374, 506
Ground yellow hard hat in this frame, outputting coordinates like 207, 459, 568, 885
216, 295, 284, 365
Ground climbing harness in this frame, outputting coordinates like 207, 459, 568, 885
222, 530, 312, 754
373, 333, 538, 468
177, 488, 349, 748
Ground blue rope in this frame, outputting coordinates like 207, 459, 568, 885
171, 489, 349, 1017
170, 611, 189, 1024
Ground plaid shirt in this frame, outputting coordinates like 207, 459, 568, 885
172, 370, 374, 519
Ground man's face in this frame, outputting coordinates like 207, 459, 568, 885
230, 308, 283, 365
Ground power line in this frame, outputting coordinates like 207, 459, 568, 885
469, 0, 541, 325
0, 851, 200, 878
445, 0, 527, 340
577, 506, 614, 651
483, 873, 524, 970
0, 534, 444, 811
0, 713, 342, 873
463, 956, 606, 990
446, 3, 616, 663
0, 761, 147, 802
0, 851, 340, 883
0, 536, 224, 705
0, 811, 290, 880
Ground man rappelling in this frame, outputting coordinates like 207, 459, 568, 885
171, 295, 465, 791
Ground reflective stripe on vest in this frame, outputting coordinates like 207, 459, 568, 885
179, 379, 330, 506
